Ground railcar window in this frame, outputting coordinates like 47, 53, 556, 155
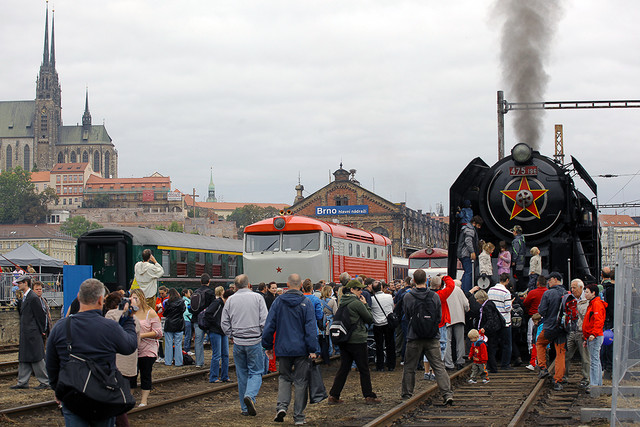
356, 245, 360, 257
162, 250, 170, 276
409, 259, 429, 269
245, 233, 280, 253
228, 255, 237, 277
349, 243, 353, 256
367, 247, 371, 259
103, 251, 115, 267
177, 251, 188, 277
282, 231, 320, 252
374, 248, 377, 259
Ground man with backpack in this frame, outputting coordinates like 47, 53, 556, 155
189, 274, 216, 368
328, 279, 381, 405
536, 272, 567, 391
262, 274, 318, 424
401, 269, 453, 405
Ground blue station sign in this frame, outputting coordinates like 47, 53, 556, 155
315, 205, 369, 216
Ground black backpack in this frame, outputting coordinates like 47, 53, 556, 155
190, 289, 206, 313
408, 290, 441, 339
197, 299, 222, 331
480, 300, 506, 335
329, 303, 357, 344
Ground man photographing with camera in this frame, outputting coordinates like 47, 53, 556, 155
47, 278, 138, 425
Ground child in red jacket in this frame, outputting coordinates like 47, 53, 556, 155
468, 329, 489, 384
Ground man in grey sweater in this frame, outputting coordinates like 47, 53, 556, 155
221, 274, 268, 416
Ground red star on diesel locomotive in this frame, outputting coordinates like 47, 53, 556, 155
276, 266, 282, 273
500, 177, 549, 219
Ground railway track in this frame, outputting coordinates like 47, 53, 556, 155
364, 361, 585, 427
0, 346, 19, 355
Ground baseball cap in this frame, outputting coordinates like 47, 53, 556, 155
345, 279, 365, 289
547, 272, 563, 281
16, 274, 30, 283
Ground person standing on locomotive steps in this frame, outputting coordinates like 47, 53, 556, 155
134, 249, 165, 309
221, 274, 268, 416
11, 275, 49, 390
47, 279, 137, 426
457, 215, 483, 293
511, 225, 527, 292
536, 272, 568, 391
262, 274, 318, 425
328, 279, 381, 405
190, 274, 216, 368
401, 269, 453, 405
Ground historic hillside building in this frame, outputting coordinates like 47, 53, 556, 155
287, 165, 448, 257
0, 4, 118, 176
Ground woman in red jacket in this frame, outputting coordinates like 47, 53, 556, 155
583, 283, 607, 387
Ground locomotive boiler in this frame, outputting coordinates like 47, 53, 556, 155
448, 143, 600, 284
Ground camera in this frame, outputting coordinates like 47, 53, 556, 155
118, 297, 131, 311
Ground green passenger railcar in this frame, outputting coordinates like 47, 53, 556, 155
76, 227, 243, 292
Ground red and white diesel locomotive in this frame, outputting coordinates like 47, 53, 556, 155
243, 215, 392, 284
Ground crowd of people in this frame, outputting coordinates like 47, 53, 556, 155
8, 234, 617, 426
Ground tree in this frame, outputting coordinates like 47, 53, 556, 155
0, 167, 58, 224
85, 193, 111, 208
168, 221, 184, 233
227, 205, 280, 238
60, 216, 102, 238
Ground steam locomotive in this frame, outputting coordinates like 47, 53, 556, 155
448, 143, 600, 285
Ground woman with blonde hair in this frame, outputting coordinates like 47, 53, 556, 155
130, 288, 163, 406
319, 284, 338, 364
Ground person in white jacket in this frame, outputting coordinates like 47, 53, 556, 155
134, 249, 165, 308
444, 280, 469, 370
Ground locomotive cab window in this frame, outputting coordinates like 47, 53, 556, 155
245, 233, 280, 253
283, 231, 320, 252
409, 258, 429, 269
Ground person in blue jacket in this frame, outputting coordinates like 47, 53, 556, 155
263, 273, 319, 425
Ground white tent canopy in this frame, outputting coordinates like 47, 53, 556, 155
0, 243, 64, 269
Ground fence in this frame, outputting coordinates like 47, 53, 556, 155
611, 240, 640, 424
0, 273, 63, 306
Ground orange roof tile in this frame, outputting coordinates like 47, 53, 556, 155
599, 214, 638, 227
30, 171, 50, 182
50, 163, 90, 173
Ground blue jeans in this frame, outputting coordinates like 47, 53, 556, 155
194, 323, 206, 367
588, 335, 604, 387
164, 331, 184, 366
61, 404, 115, 427
233, 342, 264, 413
208, 332, 229, 382
461, 257, 473, 292
438, 325, 448, 360
183, 320, 193, 352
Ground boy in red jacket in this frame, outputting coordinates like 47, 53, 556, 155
468, 329, 489, 384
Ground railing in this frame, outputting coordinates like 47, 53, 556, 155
0, 273, 63, 306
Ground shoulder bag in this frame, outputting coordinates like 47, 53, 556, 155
55, 315, 136, 420
373, 294, 399, 329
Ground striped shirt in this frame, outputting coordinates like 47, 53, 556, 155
488, 284, 512, 327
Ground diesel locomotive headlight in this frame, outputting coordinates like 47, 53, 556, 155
273, 217, 286, 230
511, 143, 533, 164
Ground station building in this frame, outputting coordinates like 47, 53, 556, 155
287, 165, 448, 257
600, 214, 640, 266
0, 224, 75, 264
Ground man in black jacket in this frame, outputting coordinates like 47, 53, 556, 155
401, 270, 453, 405
47, 278, 137, 425
190, 274, 216, 367
12, 275, 49, 390
600, 267, 615, 379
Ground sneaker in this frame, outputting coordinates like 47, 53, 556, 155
294, 421, 306, 426
365, 397, 382, 404
553, 382, 563, 391
429, 373, 436, 381
9, 384, 28, 389
327, 396, 343, 405
156, 357, 164, 363
443, 396, 453, 406
482, 379, 490, 384
188, 351, 195, 356
467, 378, 477, 384
34, 383, 49, 390
525, 364, 535, 371
538, 368, 549, 379
274, 409, 286, 422
423, 372, 429, 380
243, 396, 257, 416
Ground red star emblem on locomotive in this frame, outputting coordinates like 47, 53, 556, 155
500, 177, 549, 219
276, 266, 282, 273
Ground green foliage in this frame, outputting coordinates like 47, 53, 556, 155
154, 225, 167, 231
0, 167, 57, 224
227, 205, 281, 238
60, 216, 102, 238
31, 243, 49, 256
168, 221, 184, 233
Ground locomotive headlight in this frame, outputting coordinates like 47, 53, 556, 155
273, 217, 286, 230
511, 143, 533, 164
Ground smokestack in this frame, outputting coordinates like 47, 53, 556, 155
497, 1, 563, 149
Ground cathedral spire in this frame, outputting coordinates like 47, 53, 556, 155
207, 167, 217, 202
50, 7, 56, 67
82, 87, 92, 128
42, 1, 50, 65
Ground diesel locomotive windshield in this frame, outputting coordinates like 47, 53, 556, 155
245, 233, 281, 253
283, 231, 320, 252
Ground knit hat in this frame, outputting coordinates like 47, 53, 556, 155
345, 279, 365, 289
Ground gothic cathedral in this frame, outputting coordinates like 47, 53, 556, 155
0, 4, 118, 176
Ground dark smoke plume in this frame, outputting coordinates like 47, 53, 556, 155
497, 1, 563, 149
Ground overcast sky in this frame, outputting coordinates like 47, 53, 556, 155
3, 1, 640, 215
